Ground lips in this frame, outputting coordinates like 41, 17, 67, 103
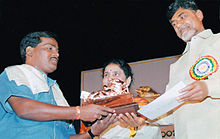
50, 57, 59, 64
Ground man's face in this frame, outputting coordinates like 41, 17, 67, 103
26, 37, 59, 74
170, 8, 204, 42
103, 63, 127, 87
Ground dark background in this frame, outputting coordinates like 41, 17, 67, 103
0, 0, 219, 132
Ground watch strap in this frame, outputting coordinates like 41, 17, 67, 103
88, 129, 98, 138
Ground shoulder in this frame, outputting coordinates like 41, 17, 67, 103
214, 32, 220, 36
0, 70, 9, 83
210, 31, 220, 43
5, 64, 28, 82
212, 31, 220, 38
0, 64, 22, 82
5, 64, 24, 72
203, 31, 220, 50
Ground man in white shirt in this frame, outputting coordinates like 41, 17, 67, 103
158, 0, 220, 139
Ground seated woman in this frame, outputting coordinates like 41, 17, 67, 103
99, 58, 162, 139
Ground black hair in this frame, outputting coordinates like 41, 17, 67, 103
102, 58, 133, 88
167, 0, 198, 21
20, 31, 57, 63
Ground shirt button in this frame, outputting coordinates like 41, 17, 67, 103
56, 123, 58, 126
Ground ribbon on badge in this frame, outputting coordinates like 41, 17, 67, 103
190, 55, 218, 80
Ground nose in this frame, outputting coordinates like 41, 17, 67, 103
53, 50, 59, 58
176, 22, 181, 28
56, 51, 59, 58
177, 23, 184, 31
176, 19, 185, 29
107, 74, 114, 82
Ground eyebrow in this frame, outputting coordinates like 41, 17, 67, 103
44, 43, 58, 49
104, 70, 119, 74
178, 12, 184, 18
170, 12, 184, 24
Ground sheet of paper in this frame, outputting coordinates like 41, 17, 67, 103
137, 81, 186, 120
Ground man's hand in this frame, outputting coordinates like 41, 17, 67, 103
90, 113, 117, 135
117, 113, 145, 127
177, 81, 208, 102
80, 104, 115, 122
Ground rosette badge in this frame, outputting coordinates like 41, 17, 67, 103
190, 56, 218, 80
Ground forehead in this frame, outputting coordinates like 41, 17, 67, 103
171, 7, 193, 22
105, 63, 123, 72
39, 37, 58, 48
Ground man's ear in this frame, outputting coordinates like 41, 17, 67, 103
26, 46, 33, 57
195, 9, 204, 21
125, 76, 131, 87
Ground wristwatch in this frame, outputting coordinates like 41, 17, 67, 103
88, 129, 98, 139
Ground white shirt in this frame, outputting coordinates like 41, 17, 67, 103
158, 29, 220, 139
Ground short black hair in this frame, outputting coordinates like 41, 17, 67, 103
102, 58, 133, 88
20, 31, 57, 63
167, 0, 198, 21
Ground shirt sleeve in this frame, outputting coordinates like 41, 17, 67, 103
0, 71, 35, 113
202, 35, 220, 98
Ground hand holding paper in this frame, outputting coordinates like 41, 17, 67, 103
137, 81, 186, 120
177, 81, 208, 102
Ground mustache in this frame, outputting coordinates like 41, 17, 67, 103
50, 57, 59, 62
177, 24, 189, 35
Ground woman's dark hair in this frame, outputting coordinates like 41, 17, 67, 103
20, 31, 57, 63
102, 58, 133, 88
167, 0, 198, 21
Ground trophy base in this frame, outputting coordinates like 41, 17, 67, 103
82, 103, 139, 127
112, 103, 139, 115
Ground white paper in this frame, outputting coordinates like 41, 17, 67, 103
137, 81, 186, 120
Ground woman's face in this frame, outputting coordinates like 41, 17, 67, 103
103, 63, 131, 87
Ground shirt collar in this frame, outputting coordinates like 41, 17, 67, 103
33, 66, 56, 86
183, 29, 213, 54
194, 29, 213, 39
